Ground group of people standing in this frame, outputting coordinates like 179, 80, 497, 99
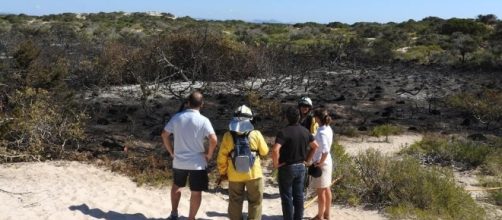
161, 91, 334, 220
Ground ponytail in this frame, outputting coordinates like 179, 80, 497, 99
313, 108, 332, 126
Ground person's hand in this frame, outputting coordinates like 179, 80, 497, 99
273, 162, 285, 169
304, 161, 313, 167
205, 153, 212, 162
314, 162, 321, 167
216, 174, 227, 186
166, 151, 174, 159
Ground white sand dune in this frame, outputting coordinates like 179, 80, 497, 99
0, 161, 386, 220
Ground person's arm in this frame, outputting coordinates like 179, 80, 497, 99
161, 130, 174, 157
305, 140, 319, 164
310, 119, 319, 135
217, 133, 231, 177
316, 153, 329, 167
206, 133, 217, 161
315, 132, 330, 166
272, 131, 286, 168
202, 118, 217, 161
272, 143, 282, 169
255, 131, 269, 156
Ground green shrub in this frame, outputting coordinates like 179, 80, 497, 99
398, 45, 444, 64
332, 145, 484, 219
338, 126, 359, 137
482, 151, 502, 175
370, 124, 403, 142
493, 190, 502, 206
402, 135, 494, 168
454, 141, 492, 167
385, 157, 483, 220
13, 40, 40, 69
354, 149, 394, 204
480, 176, 502, 207
447, 90, 502, 127
331, 140, 364, 206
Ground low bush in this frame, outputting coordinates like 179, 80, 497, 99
370, 124, 403, 142
338, 126, 359, 137
397, 45, 444, 64
97, 153, 172, 187
447, 90, 502, 128
493, 190, 502, 206
246, 91, 281, 119
331, 144, 484, 219
402, 135, 496, 168
480, 177, 502, 207
383, 157, 483, 220
0, 87, 86, 162
481, 148, 502, 176
331, 140, 364, 206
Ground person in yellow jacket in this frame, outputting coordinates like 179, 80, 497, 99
298, 97, 318, 135
298, 96, 319, 197
217, 105, 269, 220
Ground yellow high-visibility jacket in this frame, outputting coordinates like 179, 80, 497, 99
217, 130, 269, 182
300, 114, 319, 135
310, 119, 319, 135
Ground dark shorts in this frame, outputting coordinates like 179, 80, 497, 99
173, 168, 208, 191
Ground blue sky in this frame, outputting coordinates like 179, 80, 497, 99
2, 0, 502, 24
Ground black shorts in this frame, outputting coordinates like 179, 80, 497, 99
172, 168, 208, 191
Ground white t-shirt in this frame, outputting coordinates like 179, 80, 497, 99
164, 109, 215, 170
313, 125, 333, 165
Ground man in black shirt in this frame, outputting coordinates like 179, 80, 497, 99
272, 107, 319, 220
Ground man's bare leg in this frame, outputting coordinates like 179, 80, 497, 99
171, 184, 182, 215
188, 191, 202, 220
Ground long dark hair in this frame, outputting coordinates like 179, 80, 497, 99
313, 108, 332, 126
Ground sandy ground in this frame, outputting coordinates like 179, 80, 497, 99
0, 134, 428, 220
338, 133, 423, 156
0, 134, 440, 220
0, 160, 387, 220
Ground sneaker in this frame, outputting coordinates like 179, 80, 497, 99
166, 213, 178, 220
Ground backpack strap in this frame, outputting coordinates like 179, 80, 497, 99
228, 131, 257, 158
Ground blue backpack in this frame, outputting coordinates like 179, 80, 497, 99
229, 131, 257, 173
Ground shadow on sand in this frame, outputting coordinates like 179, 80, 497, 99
206, 186, 280, 200
206, 211, 284, 219
69, 203, 212, 220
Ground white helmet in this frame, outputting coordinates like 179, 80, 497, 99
298, 97, 313, 107
233, 105, 253, 119
229, 105, 254, 133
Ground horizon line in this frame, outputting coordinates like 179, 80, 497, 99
0, 10, 493, 25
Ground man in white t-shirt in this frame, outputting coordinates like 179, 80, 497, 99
161, 91, 218, 220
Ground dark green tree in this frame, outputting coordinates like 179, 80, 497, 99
476, 14, 498, 25
441, 18, 488, 36
450, 32, 479, 63
13, 40, 40, 69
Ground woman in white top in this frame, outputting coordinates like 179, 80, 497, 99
310, 108, 333, 220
